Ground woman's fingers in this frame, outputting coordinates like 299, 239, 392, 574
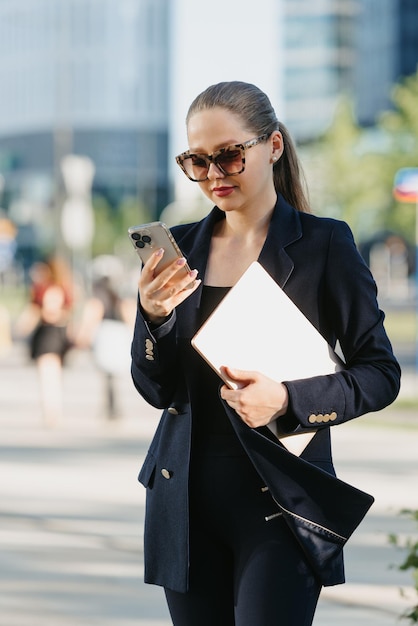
141, 249, 195, 292
139, 248, 200, 319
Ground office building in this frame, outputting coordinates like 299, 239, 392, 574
0, 0, 170, 219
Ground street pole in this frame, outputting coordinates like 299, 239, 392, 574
60, 155, 96, 296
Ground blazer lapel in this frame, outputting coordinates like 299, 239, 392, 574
174, 209, 223, 339
175, 196, 302, 337
258, 195, 302, 289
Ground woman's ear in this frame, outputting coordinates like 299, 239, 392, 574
271, 130, 284, 163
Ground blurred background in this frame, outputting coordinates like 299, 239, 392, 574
0, 0, 417, 361
0, 1, 417, 624
0, 0, 417, 312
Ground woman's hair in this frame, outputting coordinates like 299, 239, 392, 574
186, 81, 310, 213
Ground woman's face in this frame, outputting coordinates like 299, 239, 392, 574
186, 107, 282, 214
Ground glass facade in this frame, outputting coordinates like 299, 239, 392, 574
398, 0, 418, 78
353, 0, 398, 126
0, 0, 170, 216
282, 1, 357, 141
282, 0, 418, 138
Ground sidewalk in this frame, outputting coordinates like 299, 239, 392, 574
0, 342, 417, 625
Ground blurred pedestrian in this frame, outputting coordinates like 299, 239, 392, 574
76, 273, 135, 420
16, 256, 74, 427
131, 81, 401, 625
0, 304, 12, 356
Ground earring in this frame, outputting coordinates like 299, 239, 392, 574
272, 156, 277, 162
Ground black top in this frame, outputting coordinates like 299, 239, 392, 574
192, 285, 247, 455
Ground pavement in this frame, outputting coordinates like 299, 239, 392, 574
0, 341, 417, 626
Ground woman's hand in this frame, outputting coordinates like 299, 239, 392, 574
220, 366, 289, 428
139, 248, 201, 324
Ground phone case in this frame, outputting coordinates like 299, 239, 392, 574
128, 221, 192, 276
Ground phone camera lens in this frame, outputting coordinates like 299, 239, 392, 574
142, 235, 152, 244
131, 232, 141, 240
135, 240, 145, 248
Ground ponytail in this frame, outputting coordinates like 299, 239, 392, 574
273, 123, 310, 213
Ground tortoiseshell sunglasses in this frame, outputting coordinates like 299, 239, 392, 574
175, 134, 269, 182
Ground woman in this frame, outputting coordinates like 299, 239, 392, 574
18, 257, 74, 426
131, 82, 401, 625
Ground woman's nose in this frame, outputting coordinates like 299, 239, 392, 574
207, 161, 225, 180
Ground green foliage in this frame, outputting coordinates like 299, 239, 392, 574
308, 69, 418, 244
378, 71, 418, 242
91, 194, 152, 257
307, 96, 389, 237
381, 72, 418, 141
390, 509, 418, 623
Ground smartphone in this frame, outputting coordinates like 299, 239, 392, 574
128, 221, 192, 279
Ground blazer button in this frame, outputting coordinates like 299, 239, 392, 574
145, 354, 154, 361
167, 406, 179, 415
161, 468, 172, 479
330, 411, 337, 421
322, 413, 330, 423
308, 414, 317, 424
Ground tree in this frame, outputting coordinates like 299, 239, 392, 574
91, 194, 151, 257
305, 96, 389, 241
377, 69, 418, 240
305, 69, 418, 244
389, 509, 418, 623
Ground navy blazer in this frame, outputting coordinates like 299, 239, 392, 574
131, 196, 401, 593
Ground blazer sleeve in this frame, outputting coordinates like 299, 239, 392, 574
283, 220, 401, 430
130, 302, 180, 409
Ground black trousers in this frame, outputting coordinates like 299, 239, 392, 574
165, 435, 321, 626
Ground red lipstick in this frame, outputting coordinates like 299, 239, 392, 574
212, 186, 235, 197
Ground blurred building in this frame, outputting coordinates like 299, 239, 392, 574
398, 0, 418, 78
282, 1, 359, 141
354, 0, 418, 126
0, 0, 170, 225
282, 0, 418, 140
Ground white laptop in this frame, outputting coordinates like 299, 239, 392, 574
191, 262, 344, 455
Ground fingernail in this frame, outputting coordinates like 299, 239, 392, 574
176, 257, 186, 265
189, 269, 198, 277
156, 248, 164, 256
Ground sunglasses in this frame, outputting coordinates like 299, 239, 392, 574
175, 134, 269, 182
